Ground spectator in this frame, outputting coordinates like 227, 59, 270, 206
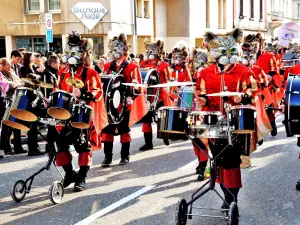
19, 52, 34, 78
138, 54, 144, 64
32, 53, 45, 74
129, 53, 135, 60
10, 50, 23, 76
94, 58, 106, 73
42, 55, 59, 98
0, 58, 26, 156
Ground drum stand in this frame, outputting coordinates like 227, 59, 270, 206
176, 104, 239, 225
11, 120, 64, 205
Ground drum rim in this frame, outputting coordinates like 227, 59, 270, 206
73, 104, 93, 110
158, 106, 189, 112
16, 87, 33, 91
189, 111, 222, 115
50, 90, 73, 96
231, 104, 256, 110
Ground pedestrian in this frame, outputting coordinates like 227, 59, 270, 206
19, 52, 34, 78
10, 49, 23, 77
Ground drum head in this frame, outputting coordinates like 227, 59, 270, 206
10, 109, 38, 122
144, 69, 159, 86
2, 120, 30, 131
71, 122, 90, 129
48, 107, 71, 120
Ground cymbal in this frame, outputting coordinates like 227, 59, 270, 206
21, 78, 54, 89
122, 83, 148, 88
66, 77, 84, 88
149, 81, 195, 88
206, 91, 244, 97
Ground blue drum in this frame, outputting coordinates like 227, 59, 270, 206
9, 87, 38, 122
71, 104, 93, 129
48, 90, 74, 120
177, 86, 195, 110
140, 69, 148, 83
157, 106, 189, 134
285, 74, 300, 136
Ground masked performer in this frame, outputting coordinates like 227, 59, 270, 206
239, 39, 272, 168
257, 42, 280, 136
101, 33, 147, 167
139, 39, 173, 150
47, 32, 104, 192
189, 48, 211, 180
195, 28, 257, 211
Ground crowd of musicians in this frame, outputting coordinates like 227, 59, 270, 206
1, 29, 300, 210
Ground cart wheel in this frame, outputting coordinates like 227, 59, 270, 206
49, 181, 64, 205
11, 180, 26, 202
228, 202, 239, 225
176, 199, 188, 225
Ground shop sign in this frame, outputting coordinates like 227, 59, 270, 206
71, 2, 108, 31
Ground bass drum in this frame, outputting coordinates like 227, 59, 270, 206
284, 74, 300, 136
143, 69, 160, 108
101, 74, 126, 124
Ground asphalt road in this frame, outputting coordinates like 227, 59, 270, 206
1, 114, 300, 225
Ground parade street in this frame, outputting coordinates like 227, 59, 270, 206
0, 114, 299, 225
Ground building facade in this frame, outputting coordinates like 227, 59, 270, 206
1, 0, 154, 57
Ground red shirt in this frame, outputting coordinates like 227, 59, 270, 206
196, 64, 254, 112
256, 52, 278, 74
140, 60, 170, 84
57, 65, 102, 102
171, 65, 191, 82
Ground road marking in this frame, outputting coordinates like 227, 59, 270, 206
178, 159, 197, 171
74, 185, 156, 225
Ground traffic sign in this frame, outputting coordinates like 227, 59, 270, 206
45, 13, 53, 30
46, 30, 53, 43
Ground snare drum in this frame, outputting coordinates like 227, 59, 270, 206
144, 69, 160, 108
101, 74, 126, 124
229, 105, 256, 134
188, 111, 228, 138
48, 90, 74, 120
71, 104, 93, 129
9, 87, 38, 122
177, 86, 195, 110
157, 106, 189, 134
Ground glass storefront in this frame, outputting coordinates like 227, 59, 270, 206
16, 37, 62, 56
92, 37, 104, 58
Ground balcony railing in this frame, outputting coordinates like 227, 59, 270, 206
270, 11, 284, 21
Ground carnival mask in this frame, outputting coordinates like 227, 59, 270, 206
144, 39, 164, 60
190, 48, 208, 71
171, 47, 188, 65
204, 28, 243, 65
240, 41, 259, 66
108, 33, 128, 60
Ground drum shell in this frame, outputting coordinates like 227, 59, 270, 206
10, 87, 38, 122
229, 105, 255, 134
157, 107, 189, 134
101, 74, 126, 124
284, 75, 300, 136
2, 107, 32, 131
71, 104, 93, 129
48, 90, 74, 120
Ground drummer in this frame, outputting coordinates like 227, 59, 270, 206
195, 28, 257, 212
47, 32, 104, 192
101, 33, 147, 167
139, 39, 173, 150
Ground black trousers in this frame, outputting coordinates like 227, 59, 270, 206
102, 111, 131, 135
0, 124, 22, 153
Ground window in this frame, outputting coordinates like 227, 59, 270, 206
260, 0, 263, 20
144, 0, 150, 18
49, 0, 60, 11
28, 0, 40, 12
240, 0, 243, 17
136, 0, 142, 17
206, 0, 210, 28
298, 3, 300, 18
250, 0, 254, 19
223, 0, 226, 29
218, 0, 226, 29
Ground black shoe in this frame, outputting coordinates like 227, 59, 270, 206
28, 149, 45, 156
257, 139, 264, 146
101, 157, 112, 167
163, 138, 169, 146
0, 150, 4, 158
197, 174, 204, 181
296, 180, 300, 191
63, 171, 78, 188
74, 178, 86, 192
139, 144, 153, 151
271, 121, 277, 136
119, 158, 129, 165
14, 148, 27, 154
5, 150, 15, 155
221, 201, 229, 212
